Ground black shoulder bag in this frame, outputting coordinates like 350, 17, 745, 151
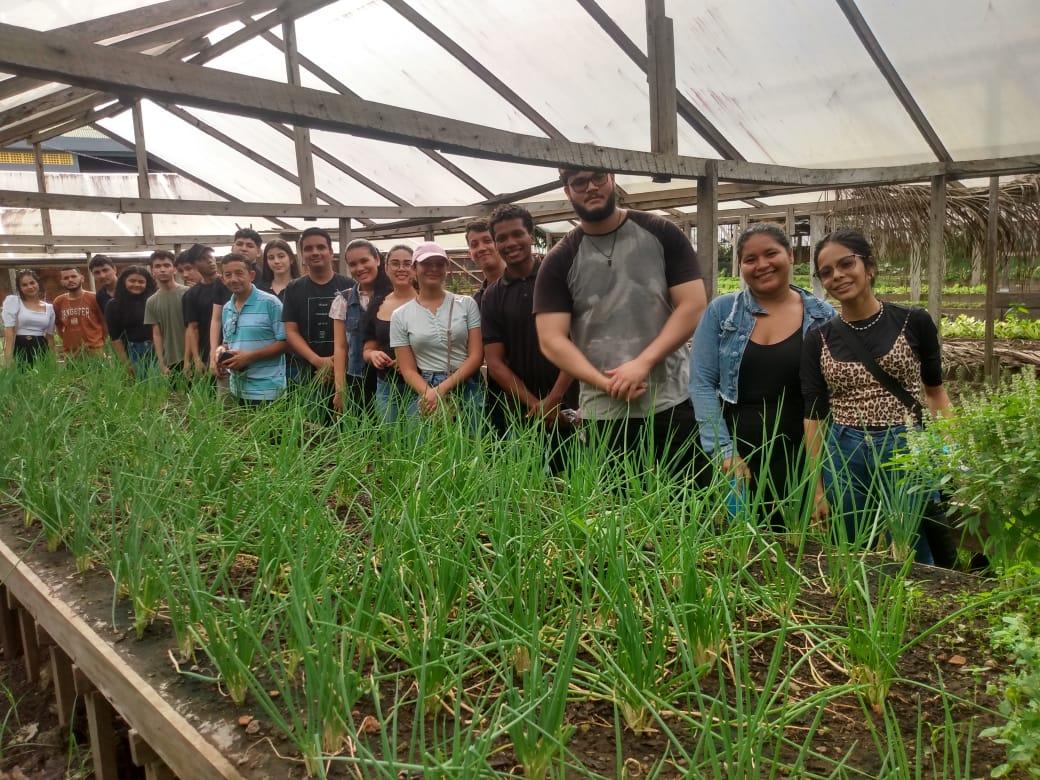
830, 311, 958, 563
829, 310, 924, 426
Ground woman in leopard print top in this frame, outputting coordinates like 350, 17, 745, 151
801, 229, 952, 563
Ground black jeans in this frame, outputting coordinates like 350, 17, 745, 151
591, 401, 706, 484
14, 335, 48, 365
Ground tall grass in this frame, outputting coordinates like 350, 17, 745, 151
0, 361, 1023, 778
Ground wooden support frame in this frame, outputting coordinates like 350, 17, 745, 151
697, 160, 719, 300
927, 175, 946, 326
835, 0, 951, 163
984, 176, 999, 385
131, 101, 156, 245
281, 19, 317, 206
732, 214, 748, 278
0, 537, 246, 779
809, 213, 826, 297
32, 142, 53, 252
646, 0, 678, 167
338, 217, 352, 275
50, 644, 79, 727
6, 22, 1036, 185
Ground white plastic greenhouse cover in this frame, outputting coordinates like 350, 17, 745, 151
1, 0, 1038, 239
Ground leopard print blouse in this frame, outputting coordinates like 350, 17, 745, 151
820, 316, 921, 427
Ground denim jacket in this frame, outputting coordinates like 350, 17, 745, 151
689, 285, 835, 459
341, 286, 366, 378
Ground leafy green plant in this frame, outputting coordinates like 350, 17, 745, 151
981, 605, 1040, 778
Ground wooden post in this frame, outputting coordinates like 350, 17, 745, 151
50, 644, 78, 727
809, 213, 826, 297
131, 100, 155, 246
927, 174, 946, 330
785, 207, 796, 284
984, 176, 999, 385
697, 160, 719, 301
83, 251, 96, 290
283, 19, 317, 206
129, 729, 176, 780
16, 606, 41, 683
0, 584, 22, 660
424, 226, 435, 242
337, 217, 351, 275
85, 691, 120, 780
32, 142, 53, 253
733, 215, 748, 277
646, 0, 677, 180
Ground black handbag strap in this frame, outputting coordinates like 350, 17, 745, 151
829, 310, 925, 425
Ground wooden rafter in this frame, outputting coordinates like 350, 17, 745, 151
835, 0, 951, 163
383, 0, 565, 140
575, 0, 743, 161
3, 23, 1033, 186
254, 23, 496, 200
91, 122, 298, 231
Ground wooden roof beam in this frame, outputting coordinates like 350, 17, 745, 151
383, 0, 565, 141
92, 122, 298, 232
0, 190, 481, 220
576, 0, 743, 161
0, 23, 1037, 186
255, 23, 496, 201
835, 0, 951, 163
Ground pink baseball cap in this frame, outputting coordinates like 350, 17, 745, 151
412, 241, 449, 265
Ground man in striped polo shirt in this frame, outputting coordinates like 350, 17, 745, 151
217, 253, 287, 405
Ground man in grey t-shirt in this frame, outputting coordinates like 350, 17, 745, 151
533, 168, 707, 475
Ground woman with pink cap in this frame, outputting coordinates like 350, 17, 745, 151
389, 241, 484, 427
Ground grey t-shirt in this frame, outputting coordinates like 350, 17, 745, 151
143, 285, 188, 366
389, 294, 480, 374
533, 210, 701, 420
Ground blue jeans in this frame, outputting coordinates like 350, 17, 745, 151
404, 371, 485, 432
823, 423, 933, 564
375, 373, 409, 423
126, 340, 156, 380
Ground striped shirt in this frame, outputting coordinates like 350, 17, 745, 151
221, 286, 286, 401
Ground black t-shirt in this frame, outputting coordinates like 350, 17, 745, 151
105, 295, 151, 344
802, 303, 942, 420
181, 279, 230, 363
96, 287, 114, 312
281, 274, 353, 366
482, 262, 578, 408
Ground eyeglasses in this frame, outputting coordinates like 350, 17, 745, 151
566, 172, 609, 193
814, 253, 863, 281
387, 259, 411, 269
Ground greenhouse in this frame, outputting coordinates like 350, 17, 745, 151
0, 1, 1038, 777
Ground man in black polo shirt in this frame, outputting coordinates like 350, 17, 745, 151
483, 204, 576, 466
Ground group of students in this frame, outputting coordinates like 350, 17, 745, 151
2, 167, 955, 564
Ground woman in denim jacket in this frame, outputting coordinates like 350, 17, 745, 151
690, 224, 834, 529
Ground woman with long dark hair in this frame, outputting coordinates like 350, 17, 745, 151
105, 265, 158, 378
2, 269, 55, 366
802, 228, 952, 563
361, 244, 417, 421
690, 223, 834, 529
331, 239, 392, 414
259, 238, 300, 299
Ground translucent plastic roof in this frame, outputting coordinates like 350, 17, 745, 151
1, 0, 1038, 243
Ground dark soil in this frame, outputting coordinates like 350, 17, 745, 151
0, 510, 1014, 779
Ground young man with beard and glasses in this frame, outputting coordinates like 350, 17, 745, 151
53, 266, 107, 358
483, 204, 577, 469
533, 169, 708, 478
466, 220, 505, 309
281, 228, 352, 414
88, 255, 118, 312
143, 250, 188, 376
216, 254, 286, 406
